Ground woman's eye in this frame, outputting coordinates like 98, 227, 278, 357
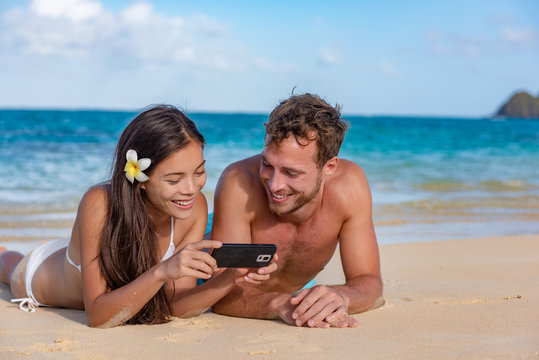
167, 180, 180, 185
195, 169, 206, 176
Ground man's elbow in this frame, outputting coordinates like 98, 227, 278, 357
348, 274, 384, 314
211, 299, 230, 316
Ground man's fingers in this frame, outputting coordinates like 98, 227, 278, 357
258, 253, 278, 274
325, 305, 347, 323
315, 321, 331, 329
328, 314, 359, 328
289, 288, 310, 306
247, 272, 270, 280
242, 277, 264, 285
257, 262, 277, 275
347, 317, 359, 328
293, 297, 325, 326
291, 287, 324, 320
299, 300, 339, 327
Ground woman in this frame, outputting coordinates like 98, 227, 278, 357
0, 105, 276, 327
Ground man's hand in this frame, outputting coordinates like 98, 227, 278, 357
289, 285, 359, 328
231, 253, 279, 286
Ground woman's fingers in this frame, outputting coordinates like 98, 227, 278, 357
166, 241, 224, 279
186, 240, 222, 251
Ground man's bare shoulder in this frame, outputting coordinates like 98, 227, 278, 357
326, 159, 372, 210
213, 154, 265, 227
218, 154, 261, 188
333, 159, 369, 185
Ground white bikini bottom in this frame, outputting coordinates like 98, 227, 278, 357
11, 238, 70, 312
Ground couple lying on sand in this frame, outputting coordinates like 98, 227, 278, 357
0, 93, 384, 328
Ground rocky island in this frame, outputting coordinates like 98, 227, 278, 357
495, 91, 539, 118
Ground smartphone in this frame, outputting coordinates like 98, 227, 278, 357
211, 243, 277, 268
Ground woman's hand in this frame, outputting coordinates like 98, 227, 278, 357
158, 240, 222, 282
232, 253, 279, 285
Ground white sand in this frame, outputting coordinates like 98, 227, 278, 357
1, 234, 538, 359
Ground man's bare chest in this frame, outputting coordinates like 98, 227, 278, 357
252, 217, 340, 279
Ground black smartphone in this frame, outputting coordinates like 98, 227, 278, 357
211, 243, 277, 268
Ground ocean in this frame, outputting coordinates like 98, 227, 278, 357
1, 110, 538, 252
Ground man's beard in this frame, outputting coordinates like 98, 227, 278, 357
269, 174, 322, 216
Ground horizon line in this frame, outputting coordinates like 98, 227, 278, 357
0, 106, 498, 119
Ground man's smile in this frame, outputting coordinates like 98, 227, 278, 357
270, 191, 292, 203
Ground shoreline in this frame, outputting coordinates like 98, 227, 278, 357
1, 206, 538, 252
1, 233, 538, 359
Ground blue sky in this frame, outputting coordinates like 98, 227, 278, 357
0, 0, 537, 116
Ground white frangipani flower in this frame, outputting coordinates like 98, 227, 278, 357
124, 149, 151, 183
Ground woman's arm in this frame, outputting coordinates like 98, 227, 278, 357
78, 187, 164, 327
78, 188, 221, 327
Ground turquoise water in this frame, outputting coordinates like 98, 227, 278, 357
1, 110, 538, 250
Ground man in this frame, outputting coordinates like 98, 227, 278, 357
211, 93, 383, 328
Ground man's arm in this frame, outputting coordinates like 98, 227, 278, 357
211, 284, 294, 322
331, 162, 383, 314
211, 157, 288, 319
210, 159, 255, 246
290, 161, 383, 327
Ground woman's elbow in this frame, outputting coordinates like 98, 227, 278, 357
86, 308, 130, 328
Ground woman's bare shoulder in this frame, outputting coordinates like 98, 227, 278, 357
77, 184, 110, 217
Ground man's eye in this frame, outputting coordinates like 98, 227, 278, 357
168, 180, 180, 185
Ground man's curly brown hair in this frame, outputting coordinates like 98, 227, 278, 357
264, 93, 348, 168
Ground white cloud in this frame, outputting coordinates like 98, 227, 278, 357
425, 19, 538, 57
31, 0, 103, 22
252, 57, 299, 73
424, 29, 443, 41
317, 47, 341, 66
487, 13, 538, 51
0, 0, 237, 69
253, 57, 275, 71
188, 14, 226, 36
488, 13, 516, 26
380, 60, 401, 76
121, 2, 152, 25
500, 26, 538, 49
424, 30, 484, 57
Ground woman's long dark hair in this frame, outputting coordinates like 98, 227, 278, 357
99, 105, 205, 324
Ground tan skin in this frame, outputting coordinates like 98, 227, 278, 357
0, 141, 276, 327
211, 136, 383, 328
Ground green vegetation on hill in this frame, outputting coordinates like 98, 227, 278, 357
496, 91, 539, 118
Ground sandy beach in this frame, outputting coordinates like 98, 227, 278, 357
1, 234, 538, 360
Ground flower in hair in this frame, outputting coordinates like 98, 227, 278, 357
124, 149, 151, 183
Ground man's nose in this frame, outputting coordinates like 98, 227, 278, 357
268, 171, 285, 193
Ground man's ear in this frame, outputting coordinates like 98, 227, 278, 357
324, 156, 339, 176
